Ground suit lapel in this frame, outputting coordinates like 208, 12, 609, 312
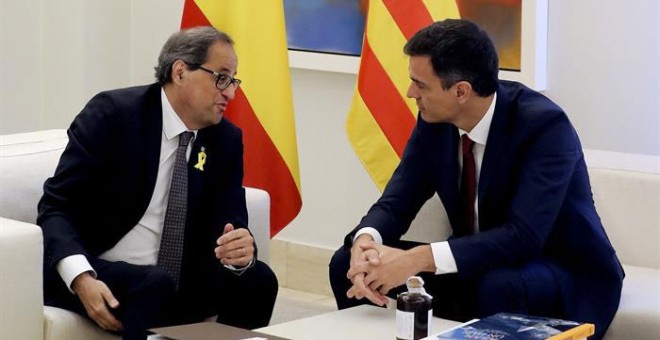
428, 124, 461, 228
478, 84, 513, 226
142, 85, 164, 211
188, 134, 205, 206
444, 127, 461, 226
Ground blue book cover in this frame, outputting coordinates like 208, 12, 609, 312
434, 313, 593, 339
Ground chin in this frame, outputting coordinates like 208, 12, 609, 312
419, 114, 441, 124
212, 111, 224, 125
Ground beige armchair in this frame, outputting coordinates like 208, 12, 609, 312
0, 129, 271, 340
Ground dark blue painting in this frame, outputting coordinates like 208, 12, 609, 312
284, 0, 367, 56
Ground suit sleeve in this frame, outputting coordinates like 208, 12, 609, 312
449, 114, 581, 278
37, 93, 118, 271
346, 125, 436, 247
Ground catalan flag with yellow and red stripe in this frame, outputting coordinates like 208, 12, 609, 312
181, 0, 301, 237
347, 0, 461, 191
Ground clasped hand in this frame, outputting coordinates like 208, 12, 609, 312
346, 238, 418, 306
214, 223, 254, 268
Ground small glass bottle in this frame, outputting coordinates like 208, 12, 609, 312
396, 276, 433, 340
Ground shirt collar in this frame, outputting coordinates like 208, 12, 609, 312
458, 92, 497, 146
161, 88, 197, 141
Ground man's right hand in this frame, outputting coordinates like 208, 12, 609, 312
346, 234, 389, 306
71, 272, 123, 331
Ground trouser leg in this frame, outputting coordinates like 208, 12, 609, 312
473, 260, 562, 318
45, 259, 179, 340
207, 260, 278, 329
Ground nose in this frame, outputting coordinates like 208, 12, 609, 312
221, 85, 237, 101
406, 83, 418, 99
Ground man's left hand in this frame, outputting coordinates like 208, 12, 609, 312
347, 243, 430, 296
215, 223, 254, 267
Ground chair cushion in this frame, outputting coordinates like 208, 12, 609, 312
43, 306, 120, 340
605, 265, 660, 339
590, 168, 660, 269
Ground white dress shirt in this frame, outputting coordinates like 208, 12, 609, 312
355, 93, 497, 275
57, 89, 196, 292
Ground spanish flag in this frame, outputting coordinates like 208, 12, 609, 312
347, 0, 460, 191
181, 0, 301, 237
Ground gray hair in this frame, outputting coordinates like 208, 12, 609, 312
154, 26, 234, 85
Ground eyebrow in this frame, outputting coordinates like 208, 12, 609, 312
207, 66, 236, 76
219, 67, 237, 76
410, 77, 427, 87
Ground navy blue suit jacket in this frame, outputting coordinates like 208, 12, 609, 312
346, 81, 624, 333
37, 83, 249, 290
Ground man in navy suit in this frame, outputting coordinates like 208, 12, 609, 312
329, 19, 623, 339
38, 27, 277, 340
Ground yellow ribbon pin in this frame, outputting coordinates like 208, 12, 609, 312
194, 147, 206, 171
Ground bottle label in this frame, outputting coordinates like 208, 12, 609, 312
396, 309, 415, 340
427, 309, 433, 335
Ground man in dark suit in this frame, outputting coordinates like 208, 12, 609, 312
329, 19, 623, 339
38, 27, 277, 340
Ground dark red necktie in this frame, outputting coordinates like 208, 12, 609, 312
459, 134, 476, 236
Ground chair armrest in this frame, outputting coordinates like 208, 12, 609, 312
245, 187, 271, 264
0, 217, 44, 339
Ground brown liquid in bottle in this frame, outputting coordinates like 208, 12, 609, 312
396, 276, 433, 340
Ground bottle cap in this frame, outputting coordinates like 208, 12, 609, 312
406, 276, 425, 290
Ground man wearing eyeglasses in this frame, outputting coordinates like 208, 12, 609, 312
37, 27, 277, 340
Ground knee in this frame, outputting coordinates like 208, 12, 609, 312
136, 266, 177, 298
329, 245, 351, 283
251, 261, 279, 293
475, 269, 525, 316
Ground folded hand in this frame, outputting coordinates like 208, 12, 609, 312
215, 223, 254, 267
345, 236, 389, 306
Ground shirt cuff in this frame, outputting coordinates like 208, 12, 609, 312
354, 227, 383, 245
430, 241, 458, 274
223, 258, 254, 276
56, 254, 97, 294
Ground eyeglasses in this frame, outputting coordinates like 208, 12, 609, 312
194, 65, 242, 90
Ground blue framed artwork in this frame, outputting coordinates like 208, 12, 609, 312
285, 0, 546, 90
284, 0, 367, 56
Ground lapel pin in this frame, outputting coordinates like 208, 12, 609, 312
194, 146, 206, 171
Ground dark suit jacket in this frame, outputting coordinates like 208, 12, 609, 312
37, 83, 249, 291
345, 81, 624, 333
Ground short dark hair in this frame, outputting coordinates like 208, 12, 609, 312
404, 19, 499, 96
154, 26, 234, 85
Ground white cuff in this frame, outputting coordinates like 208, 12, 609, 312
56, 254, 97, 294
430, 241, 458, 274
354, 227, 383, 245
224, 258, 254, 276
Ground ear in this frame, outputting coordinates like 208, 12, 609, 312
454, 81, 473, 104
171, 60, 188, 84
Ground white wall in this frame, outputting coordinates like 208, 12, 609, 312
276, 68, 381, 247
0, 0, 183, 133
1, 0, 658, 250
545, 0, 660, 156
